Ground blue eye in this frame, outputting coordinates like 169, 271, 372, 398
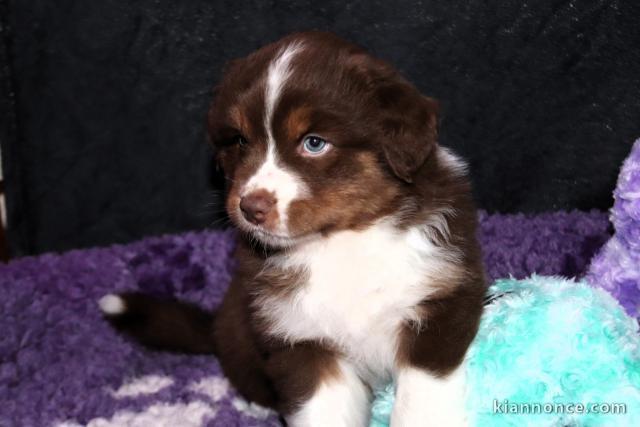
302, 135, 329, 155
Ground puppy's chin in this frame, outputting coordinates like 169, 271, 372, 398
233, 216, 315, 249
251, 229, 307, 248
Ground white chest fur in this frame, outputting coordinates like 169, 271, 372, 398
256, 219, 457, 384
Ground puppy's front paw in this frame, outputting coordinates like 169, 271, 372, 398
391, 366, 468, 427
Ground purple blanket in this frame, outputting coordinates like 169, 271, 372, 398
0, 211, 610, 426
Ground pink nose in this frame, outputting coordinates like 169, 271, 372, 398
240, 191, 276, 225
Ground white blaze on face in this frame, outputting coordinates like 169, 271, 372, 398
264, 42, 304, 146
242, 43, 308, 234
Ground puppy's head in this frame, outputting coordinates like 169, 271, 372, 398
208, 32, 439, 247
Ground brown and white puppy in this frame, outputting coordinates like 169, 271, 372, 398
100, 31, 486, 426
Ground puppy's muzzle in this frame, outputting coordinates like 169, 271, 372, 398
240, 190, 277, 225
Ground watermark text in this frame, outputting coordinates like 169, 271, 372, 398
493, 399, 627, 415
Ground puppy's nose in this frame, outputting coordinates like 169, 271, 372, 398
240, 191, 276, 225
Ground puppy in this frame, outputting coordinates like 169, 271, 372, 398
100, 31, 486, 426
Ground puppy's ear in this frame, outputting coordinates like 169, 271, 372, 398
376, 82, 439, 183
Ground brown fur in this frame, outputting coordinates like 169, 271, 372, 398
106, 31, 487, 421
208, 31, 486, 416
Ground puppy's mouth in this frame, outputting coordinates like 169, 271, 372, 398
252, 229, 303, 247
234, 211, 314, 248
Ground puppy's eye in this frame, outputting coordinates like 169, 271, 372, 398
301, 135, 329, 155
234, 135, 248, 146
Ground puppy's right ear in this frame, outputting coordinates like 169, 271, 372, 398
206, 57, 247, 148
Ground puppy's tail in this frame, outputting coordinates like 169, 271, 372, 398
98, 293, 216, 354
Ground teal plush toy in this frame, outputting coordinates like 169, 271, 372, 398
370, 276, 640, 427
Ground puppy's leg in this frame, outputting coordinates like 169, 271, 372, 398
288, 360, 370, 427
213, 281, 278, 408
267, 343, 370, 427
391, 365, 467, 427
392, 284, 483, 426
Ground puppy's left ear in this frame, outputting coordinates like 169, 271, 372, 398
377, 82, 439, 183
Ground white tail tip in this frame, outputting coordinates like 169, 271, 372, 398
99, 294, 126, 315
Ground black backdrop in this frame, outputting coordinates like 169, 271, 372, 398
2, 0, 639, 256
